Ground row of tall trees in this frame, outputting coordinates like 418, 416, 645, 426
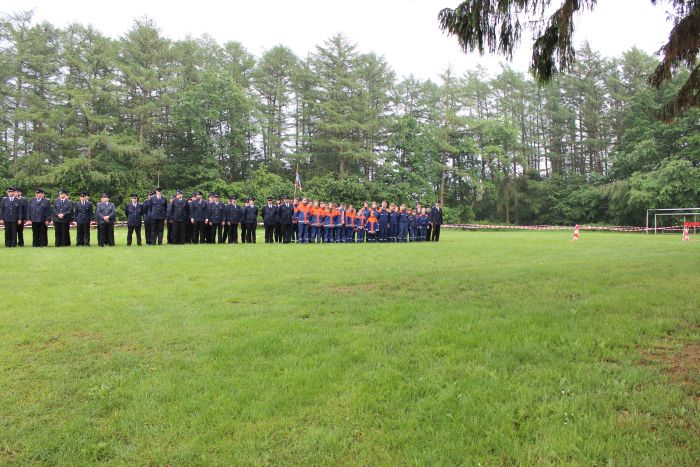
0, 12, 697, 225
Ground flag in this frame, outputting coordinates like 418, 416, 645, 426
295, 163, 302, 190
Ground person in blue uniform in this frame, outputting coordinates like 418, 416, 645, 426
274, 198, 283, 243
398, 204, 409, 242
185, 192, 196, 243
168, 190, 190, 244
377, 201, 390, 242
143, 191, 153, 245
95, 193, 116, 247
223, 195, 242, 243
243, 196, 258, 243
417, 208, 429, 241
166, 194, 175, 244
15, 188, 28, 246
430, 201, 443, 242
278, 195, 294, 244
189, 191, 207, 244
386, 204, 397, 242
262, 196, 277, 244
52, 189, 73, 247
1, 187, 24, 247
149, 188, 168, 245
206, 193, 225, 243
125, 193, 144, 246
27, 188, 51, 247
74, 191, 94, 246
408, 209, 417, 242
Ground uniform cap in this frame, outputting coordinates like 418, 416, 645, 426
130, 193, 139, 198
35, 188, 45, 194
100, 193, 109, 198
267, 196, 273, 201
59, 189, 69, 195
79, 191, 89, 196
229, 195, 237, 200
176, 190, 183, 195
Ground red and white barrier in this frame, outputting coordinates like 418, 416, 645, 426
443, 224, 687, 233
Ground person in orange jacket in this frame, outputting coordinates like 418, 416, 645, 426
295, 197, 311, 243
292, 198, 299, 243
344, 205, 356, 243
355, 207, 367, 243
334, 203, 345, 243
366, 212, 378, 243
309, 200, 323, 243
323, 202, 335, 243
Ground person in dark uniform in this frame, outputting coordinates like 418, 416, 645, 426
185, 192, 195, 243
223, 195, 242, 244
27, 188, 51, 247
143, 191, 153, 245
167, 190, 190, 244
166, 194, 175, 244
1, 187, 23, 247
240, 198, 249, 243
188, 191, 206, 244
52, 189, 73, 247
377, 201, 390, 243
149, 188, 168, 245
274, 198, 282, 243
16, 188, 28, 246
125, 193, 144, 246
430, 201, 443, 242
278, 195, 294, 244
74, 191, 94, 246
203, 193, 213, 243
206, 193, 225, 243
262, 196, 278, 244
424, 202, 432, 241
243, 196, 258, 243
95, 193, 116, 246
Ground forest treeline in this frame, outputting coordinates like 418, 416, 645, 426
1, 12, 698, 225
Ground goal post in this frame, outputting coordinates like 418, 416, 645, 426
646, 208, 700, 234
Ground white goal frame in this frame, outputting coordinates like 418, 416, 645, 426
646, 208, 700, 234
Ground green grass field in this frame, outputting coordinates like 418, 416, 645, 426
0, 229, 698, 465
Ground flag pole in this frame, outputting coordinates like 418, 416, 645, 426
294, 162, 299, 199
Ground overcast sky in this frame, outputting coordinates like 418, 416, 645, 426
5, 0, 672, 81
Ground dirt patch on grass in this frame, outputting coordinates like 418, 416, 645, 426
329, 283, 381, 294
666, 343, 700, 386
641, 339, 699, 400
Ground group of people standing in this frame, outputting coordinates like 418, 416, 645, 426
291, 197, 443, 244
1, 186, 445, 248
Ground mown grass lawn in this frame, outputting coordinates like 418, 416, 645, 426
0, 229, 698, 465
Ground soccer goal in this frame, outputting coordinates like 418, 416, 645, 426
646, 208, 700, 234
